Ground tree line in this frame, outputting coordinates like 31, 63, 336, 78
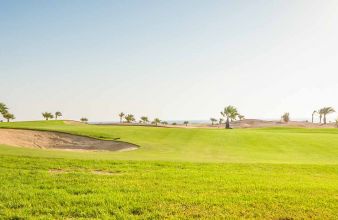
41, 111, 62, 120
1, 101, 337, 128
281, 107, 335, 124
312, 107, 335, 124
38, 106, 338, 127
118, 112, 189, 126
0, 106, 88, 123
212, 105, 337, 129
41, 111, 88, 123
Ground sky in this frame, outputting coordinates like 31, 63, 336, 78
1, 0, 338, 122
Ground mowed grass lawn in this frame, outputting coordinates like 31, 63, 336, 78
1, 120, 338, 163
0, 121, 337, 219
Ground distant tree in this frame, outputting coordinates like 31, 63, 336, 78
219, 118, 224, 125
312, 110, 317, 123
221, 105, 239, 129
238, 115, 245, 120
125, 114, 135, 123
80, 117, 88, 123
162, 121, 168, 125
153, 118, 161, 126
0, 102, 8, 115
140, 116, 149, 124
172, 122, 177, 125
183, 121, 189, 126
335, 119, 338, 128
55, 111, 62, 120
3, 112, 15, 122
42, 112, 54, 120
118, 112, 125, 123
0, 102, 9, 122
320, 107, 335, 124
210, 118, 217, 125
318, 109, 324, 124
281, 112, 290, 123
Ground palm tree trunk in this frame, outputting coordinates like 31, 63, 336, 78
324, 115, 327, 124
225, 117, 230, 129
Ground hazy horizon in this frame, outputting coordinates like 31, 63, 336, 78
1, 0, 338, 122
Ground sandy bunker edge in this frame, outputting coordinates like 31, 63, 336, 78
0, 128, 139, 152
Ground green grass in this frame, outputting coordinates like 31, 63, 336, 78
1, 156, 337, 219
0, 120, 338, 163
0, 121, 337, 219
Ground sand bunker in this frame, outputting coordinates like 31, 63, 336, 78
0, 129, 138, 151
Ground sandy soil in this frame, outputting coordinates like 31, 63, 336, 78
230, 119, 337, 129
191, 119, 337, 129
97, 119, 337, 129
0, 129, 138, 151
63, 120, 86, 125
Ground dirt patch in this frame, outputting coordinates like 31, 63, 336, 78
63, 120, 85, 125
230, 119, 336, 129
48, 169, 120, 175
166, 119, 337, 129
91, 170, 121, 175
0, 129, 138, 151
93, 119, 337, 129
49, 169, 69, 174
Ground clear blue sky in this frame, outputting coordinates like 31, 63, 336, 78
1, 0, 338, 122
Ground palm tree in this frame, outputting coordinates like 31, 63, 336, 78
118, 112, 125, 123
210, 118, 217, 125
183, 121, 189, 126
221, 105, 239, 129
312, 110, 317, 123
42, 112, 54, 120
321, 107, 335, 124
281, 112, 290, 123
0, 102, 8, 115
124, 114, 135, 123
153, 118, 161, 126
80, 117, 88, 123
55, 111, 62, 120
318, 109, 324, 124
140, 116, 149, 124
219, 118, 224, 125
3, 112, 15, 122
0, 103, 9, 122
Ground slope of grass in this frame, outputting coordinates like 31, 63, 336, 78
0, 120, 338, 163
0, 121, 337, 219
0, 155, 337, 219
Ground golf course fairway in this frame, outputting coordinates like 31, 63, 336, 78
0, 121, 337, 219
